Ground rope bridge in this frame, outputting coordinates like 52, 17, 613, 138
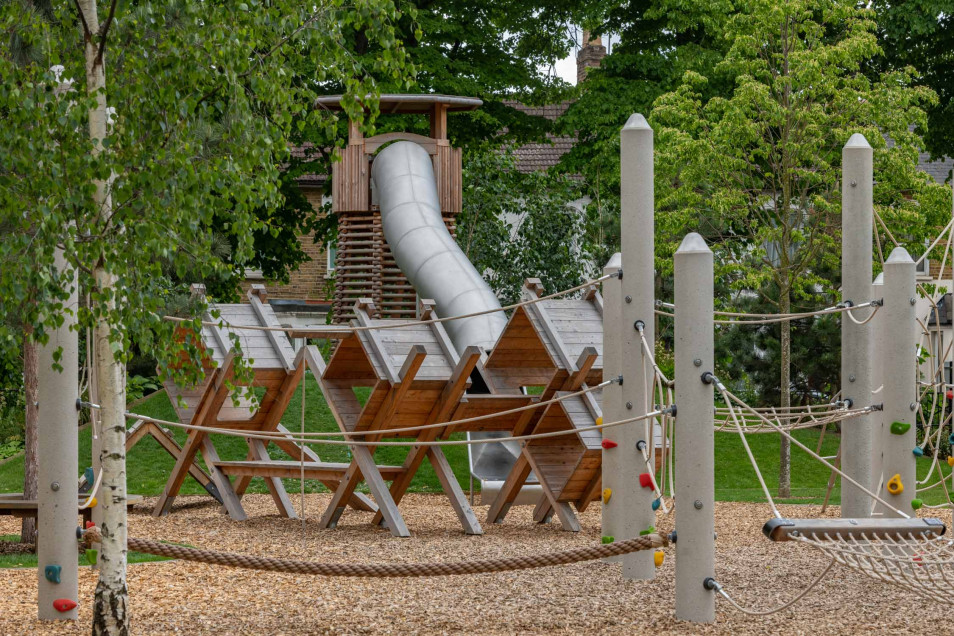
82, 527, 666, 578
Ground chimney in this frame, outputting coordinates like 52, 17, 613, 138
576, 30, 606, 84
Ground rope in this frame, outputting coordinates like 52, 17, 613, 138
78, 468, 104, 511
721, 387, 910, 519
103, 406, 663, 449
82, 527, 666, 577
653, 300, 880, 325
710, 559, 836, 616
299, 369, 306, 539
167, 273, 615, 336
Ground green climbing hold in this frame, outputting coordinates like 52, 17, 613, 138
639, 525, 656, 536
44, 565, 61, 584
911, 499, 923, 511
890, 421, 911, 435
83, 467, 94, 485
85, 549, 98, 565
601, 536, 615, 544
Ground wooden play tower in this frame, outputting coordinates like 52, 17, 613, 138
315, 94, 482, 323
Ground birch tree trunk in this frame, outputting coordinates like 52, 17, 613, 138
21, 336, 38, 545
779, 287, 792, 498
77, 1, 129, 633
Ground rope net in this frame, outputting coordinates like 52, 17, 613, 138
794, 532, 954, 603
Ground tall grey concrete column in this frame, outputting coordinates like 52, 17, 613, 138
674, 232, 715, 623
37, 250, 79, 620
615, 113, 656, 579
879, 248, 916, 514
871, 272, 884, 513
601, 252, 622, 563
841, 133, 875, 518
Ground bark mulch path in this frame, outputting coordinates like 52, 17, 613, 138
0, 494, 946, 635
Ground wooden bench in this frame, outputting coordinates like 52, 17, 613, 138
0, 494, 144, 527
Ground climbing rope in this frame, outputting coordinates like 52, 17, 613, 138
165, 273, 617, 335
81, 526, 666, 578
653, 300, 881, 325
708, 559, 836, 616
85, 402, 663, 449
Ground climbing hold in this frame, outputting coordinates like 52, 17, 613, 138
890, 421, 911, 435
639, 473, 653, 489
948, 456, 954, 467
595, 417, 603, 427
602, 488, 612, 504
652, 498, 661, 511
85, 520, 96, 529
85, 549, 98, 565
53, 599, 77, 613
639, 525, 656, 536
949, 433, 954, 446
87, 497, 98, 509
913, 447, 924, 457
911, 498, 923, 511
913, 554, 924, 567
654, 550, 665, 568
887, 474, 904, 495
601, 535, 615, 544
44, 565, 61, 584
83, 467, 94, 486
601, 439, 618, 450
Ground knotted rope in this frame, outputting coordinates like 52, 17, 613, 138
83, 527, 666, 578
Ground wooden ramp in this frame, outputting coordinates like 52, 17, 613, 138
154, 285, 377, 520
480, 279, 606, 531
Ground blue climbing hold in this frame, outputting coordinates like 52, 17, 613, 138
652, 498, 661, 511
948, 433, 954, 446
83, 467, 94, 486
44, 565, 61, 584
913, 447, 925, 457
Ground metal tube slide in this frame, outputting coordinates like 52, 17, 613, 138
372, 141, 506, 353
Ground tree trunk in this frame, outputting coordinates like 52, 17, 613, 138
77, 1, 129, 633
21, 336, 38, 545
779, 288, 792, 498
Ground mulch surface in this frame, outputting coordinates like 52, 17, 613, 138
0, 494, 946, 634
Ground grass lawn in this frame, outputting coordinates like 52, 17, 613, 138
0, 535, 170, 569
1, 377, 951, 509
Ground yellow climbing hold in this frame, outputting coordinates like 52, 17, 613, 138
596, 417, 603, 427
654, 550, 665, 568
88, 497, 98, 509
948, 456, 954, 467
887, 474, 904, 495
602, 488, 612, 504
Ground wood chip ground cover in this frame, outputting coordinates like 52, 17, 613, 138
0, 495, 944, 634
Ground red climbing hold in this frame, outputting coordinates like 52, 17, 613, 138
639, 473, 653, 489
601, 439, 618, 449
85, 521, 96, 529
53, 599, 77, 613
947, 391, 953, 400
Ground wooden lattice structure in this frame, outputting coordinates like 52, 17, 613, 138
153, 285, 378, 520
479, 279, 607, 531
315, 94, 481, 322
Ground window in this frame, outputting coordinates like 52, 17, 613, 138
325, 243, 337, 277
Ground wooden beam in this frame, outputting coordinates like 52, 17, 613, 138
248, 439, 297, 518
199, 435, 247, 521
351, 445, 409, 537
523, 448, 581, 532
428, 447, 482, 535
576, 471, 602, 513
532, 494, 554, 524
247, 289, 295, 371
354, 299, 400, 383
126, 420, 219, 500
485, 453, 532, 524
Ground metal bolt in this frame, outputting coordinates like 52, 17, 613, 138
849, 374, 856, 383
910, 297, 917, 306
625, 401, 633, 410
694, 500, 703, 510
910, 402, 918, 411
693, 358, 702, 367
625, 295, 633, 304
851, 180, 857, 187
50, 482, 60, 492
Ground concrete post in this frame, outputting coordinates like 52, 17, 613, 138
601, 252, 622, 563
879, 248, 916, 515
674, 232, 715, 623
841, 133, 876, 518
871, 273, 884, 513
37, 249, 79, 620
615, 113, 656, 579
